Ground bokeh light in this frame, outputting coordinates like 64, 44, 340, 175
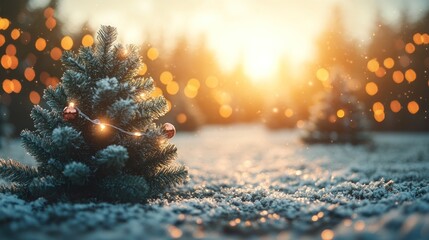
383, 57, 394, 69
160, 71, 173, 85
11, 28, 20, 40
24, 67, 36, 81
11, 79, 22, 93
219, 104, 233, 118
365, 82, 378, 96
2, 79, 13, 93
50, 47, 62, 60
176, 113, 187, 124
404, 69, 416, 83
147, 47, 159, 61
45, 17, 56, 30
61, 36, 73, 50
205, 76, 219, 88
6, 44, 17, 56
137, 63, 147, 75
390, 100, 401, 113
0, 34, 5, 47
29, 91, 41, 105
367, 58, 379, 72
166, 81, 179, 95
81, 34, 94, 47
405, 43, 415, 54
316, 68, 329, 81
151, 87, 163, 97
284, 108, 294, 118
407, 101, 419, 114
392, 71, 404, 84
375, 66, 386, 78
336, 109, 345, 118
35, 38, 47, 51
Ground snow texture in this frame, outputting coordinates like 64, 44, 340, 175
1, 124, 429, 239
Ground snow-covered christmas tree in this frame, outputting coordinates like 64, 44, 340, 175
0, 26, 188, 202
302, 70, 370, 144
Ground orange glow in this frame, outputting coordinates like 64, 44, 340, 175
45, 17, 57, 30
166, 99, 172, 112
423, 33, 429, 44
321, 229, 335, 240
137, 63, 147, 75
10, 56, 18, 69
1, 55, 12, 69
176, 113, 187, 124
81, 34, 94, 47
284, 108, 294, 118
219, 104, 233, 118
367, 58, 379, 72
99, 123, 106, 131
24, 67, 36, 81
188, 78, 200, 89
405, 43, 415, 54
61, 36, 74, 50
336, 109, 345, 118
35, 38, 47, 51
392, 71, 404, 84
11, 79, 21, 93
0, 34, 5, 47
6, 44, 16, 56
374, 111, 385, 122
372, 102, 384, 114
383, 57, 394, 69
316, 68, 329, 81
50, 47, 62, 60
0, 18, 10, 30
160, 71, 173, 85
404, 69, 416, 83
147, 47, 159, 61
29, 91, 41, 104
166, 81, 179, 95
205, 76, 219, 88
375, 66, 386, 78
44, 7, 55, 18
407, 101, 419, 114
151, 87, 163, 97
184, 85, 198, 98
413, 33, 423, 45
390, 100, 401, 113
2, 79, 13, 93
10, 28, 20, 40
365, 82, 378, 96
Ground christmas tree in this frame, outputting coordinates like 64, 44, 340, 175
302, 70, 371, 144
0, 26, 188, 202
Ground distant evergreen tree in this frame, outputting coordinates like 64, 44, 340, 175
0, 26, 188, 202
302, 70, 371, 144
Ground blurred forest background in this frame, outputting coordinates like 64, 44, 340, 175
0, 0, 428, 141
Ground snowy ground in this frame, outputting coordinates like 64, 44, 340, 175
1, 124, 429, 240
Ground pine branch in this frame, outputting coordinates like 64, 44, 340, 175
97, 174, 149, 202
139, 143, 178, 177
43, 85, 68, 112
21, 130, 52, 164
31, 105, 63, 134
147, 164, 188, 197
96, 25, 117, 74
61, 51, 86, 73
0, 159, 38, 184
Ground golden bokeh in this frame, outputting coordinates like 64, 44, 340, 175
321, 229, 335, 240
405, 42, 415, 54
365, 82, 378, 96
176, 113, 187, 124
0, 18, 10, 30
375, 66, 386, 78
10, 28, 20, 40
81, 34, 94, 47
390, 100, 401, 113
336, 109, 345, 118
219, 104, 233, 118
1, 55, 12, 69
166, 99, 172, 112
160, 71, 173, 85
166, 81, 179, 95
6, 44, 16, 56
284, 108, 294, 118
29, 91, 41, 105
383, 57, 394, 69
0, 34, 5, 47
44, 7, 54, 18
423, 33, 429, 44
61, 36, 73, 50
10, 56, 18, 69
50, 47, 62, 60
413, 33, 423, 45
374, 111, 385, 122
11, 79, 21, 93
24, 67, 36, 81
367, 58, 379, 72
45, 17, 56, 30
316, 68, 329, 81
184, 85, 198, 98
205, 76, 219, 88
392, 71, 404, 84
137, 63, 147, 75
151, 87, 163, 97
187, 78, 200, 89
2, 79, 13, 93
35, 38, 47, 51
404, 69, 416, 83
372, 101, 384, 114
147, 47, 159, 61
407, 101, 419, 114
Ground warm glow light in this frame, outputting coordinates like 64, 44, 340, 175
11, 79, 21, 93
0, 34, 5, 47
321, 229, 335, 240
405, 42, 415, 54
151, 87, 163, 97
0, 18, 10, 30
69, 102, 75, 107
10, 56, 18, 70
407, 101, 419, 114
1, 55, 12, 69
375, 66, 386, 78
35, 38, 47, 51
166, 81, 179, 95
423, 33, 429, 44
82, 34, 94, 47
11, 28, 20, 40
205, 76, 219, 88
176, 113, 187, 124
219, 104, 233, 118
45, 17, 57, 30
2, 79, 13, 93
383, 57, 394, 69
336, 109, 345, 118
44, 7, 55, 18
413, 33, 423, 45
138, 63, 147, 75
365, 82, 378, 96
374, 111, 385, 122
160, 71, 173, 85
133, 132, 142, 136
404, 69, 416, 83
24, 67, 36, 81
392, 71, 404, 84
284, 108, 294, 118
184, 85, 198, 98
367, 58, 379, 72
372, 102, 384, 114
29, 91, 41, 104
6, 44, 17, 56
147, 47, 159, 61
390, 100, 401, 113
99, 123, 106, 131
61, 36, 74, 50
316, 68, 329, 82
50, 47, 62, 60
188, 78, 200, 89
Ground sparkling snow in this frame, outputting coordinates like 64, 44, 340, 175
1, 124, 429, 239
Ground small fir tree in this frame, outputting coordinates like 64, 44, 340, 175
0, 26, 188, 202
302, 71, 370, 144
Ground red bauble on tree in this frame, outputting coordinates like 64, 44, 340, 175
162, 123, 176, 139
63, 103, 78, 121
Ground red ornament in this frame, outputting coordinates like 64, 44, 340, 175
63, 105, 78, 121
162, 123, 176, 139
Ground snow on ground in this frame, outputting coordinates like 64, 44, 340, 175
1, 124, 429, 240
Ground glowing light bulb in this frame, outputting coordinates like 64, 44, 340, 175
133, 132, 142, 136
69, 102, 75, 107
99, 123, 106, 131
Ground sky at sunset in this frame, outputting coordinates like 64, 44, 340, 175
30, 0, 429, 79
